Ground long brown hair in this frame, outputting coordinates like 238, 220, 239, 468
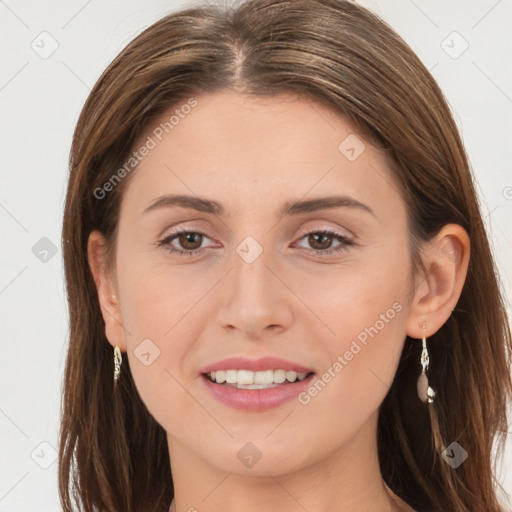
59, 0, 512, 510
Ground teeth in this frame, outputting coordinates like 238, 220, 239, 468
208, 369, 310, 386
238, 370, 256, 385
273, 369, 286, 383
225, 370, 238, 384
286, 371, 298, 382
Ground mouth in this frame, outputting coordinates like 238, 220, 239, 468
199, 356, 316, 410
202, 369, 316, 389
199, 368, 317, 411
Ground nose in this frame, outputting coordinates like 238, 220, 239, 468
216, 239, 293, 340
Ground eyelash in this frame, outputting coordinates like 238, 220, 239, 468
157, 227, 355, 258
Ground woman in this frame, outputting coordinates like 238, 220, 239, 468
58, 0, 512, 511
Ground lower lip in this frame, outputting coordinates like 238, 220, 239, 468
200, 373, 316, 411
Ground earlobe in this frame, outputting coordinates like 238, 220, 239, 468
87, 230, 127, 350
405, 224, 470, 339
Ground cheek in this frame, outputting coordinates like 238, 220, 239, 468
112, 239, 187, 412
289, 241, 409, 342
115, 237, 194, 335
291, 244, 410, 412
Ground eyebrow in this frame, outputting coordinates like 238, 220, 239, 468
142, 194, 375, 218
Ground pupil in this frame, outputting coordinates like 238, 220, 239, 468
310, 233, 331, 249
181, 233, 201, 249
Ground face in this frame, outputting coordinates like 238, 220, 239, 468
102, 90, 416, 476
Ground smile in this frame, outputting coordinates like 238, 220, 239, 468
205, 369, 312, 388
201, 370, 316, 411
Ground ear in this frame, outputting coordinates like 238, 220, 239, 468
405, 223, 470, 339
87, 229, 127, 351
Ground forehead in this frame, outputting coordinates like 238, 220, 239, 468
119, 90, 403, 221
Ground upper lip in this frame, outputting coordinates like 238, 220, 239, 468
200, 356, 315, 375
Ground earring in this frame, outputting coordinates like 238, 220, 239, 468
113, 346, 122, 387
417, 334, 435, 403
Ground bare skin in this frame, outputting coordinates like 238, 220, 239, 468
88, 90, 469, 512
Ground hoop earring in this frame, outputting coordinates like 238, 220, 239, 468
113, 346, 122, 387
417, 334, 435, 403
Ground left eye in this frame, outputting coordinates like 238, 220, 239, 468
157, 229, 354, 257
293, 229, 354, 255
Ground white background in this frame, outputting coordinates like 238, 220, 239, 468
0, 1, 511, 510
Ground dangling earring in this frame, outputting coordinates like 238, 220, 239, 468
113, 346, 122, 387
417, 334, 435, 403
